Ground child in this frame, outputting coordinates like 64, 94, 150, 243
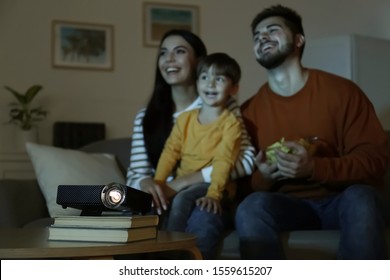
154, 52, 245, 231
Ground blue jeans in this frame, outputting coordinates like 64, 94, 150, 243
179, 183, 234, 259
235, 184, 387, 259
167, 183, 209, 232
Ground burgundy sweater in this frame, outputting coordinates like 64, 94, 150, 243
241, 69, 388, 199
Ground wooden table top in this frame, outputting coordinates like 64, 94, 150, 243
0, 228, 202, 259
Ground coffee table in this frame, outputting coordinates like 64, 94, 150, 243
0, 228, 202, 260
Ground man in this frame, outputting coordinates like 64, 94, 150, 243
236, 4, 388, 259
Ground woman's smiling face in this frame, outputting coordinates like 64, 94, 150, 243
158, 35, 197, 86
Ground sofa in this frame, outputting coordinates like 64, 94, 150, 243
1, 136, 389, 259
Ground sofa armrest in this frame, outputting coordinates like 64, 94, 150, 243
0, 179, 49, 228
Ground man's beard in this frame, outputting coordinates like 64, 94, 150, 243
256, 42, 294, 69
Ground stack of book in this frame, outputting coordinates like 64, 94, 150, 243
48, 214, 159, 243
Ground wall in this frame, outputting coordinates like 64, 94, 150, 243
1, 0, 390, 152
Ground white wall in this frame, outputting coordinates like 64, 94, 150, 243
1, 0, 390, 152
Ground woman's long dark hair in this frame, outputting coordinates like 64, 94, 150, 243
142, 29, 207, 168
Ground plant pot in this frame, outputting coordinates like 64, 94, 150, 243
17, 128, 38, 152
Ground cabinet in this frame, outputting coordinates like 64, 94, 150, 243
0, 153, 36, 179
302, 34, 390, 129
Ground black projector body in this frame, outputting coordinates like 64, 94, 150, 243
56, 183, 152, 216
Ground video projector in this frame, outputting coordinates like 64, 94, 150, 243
56, 182, 152, 216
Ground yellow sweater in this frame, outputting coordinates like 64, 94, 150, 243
154, 109, 241, 200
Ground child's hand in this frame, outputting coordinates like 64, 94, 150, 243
196, 196, 222, 215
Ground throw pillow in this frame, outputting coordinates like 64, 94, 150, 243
26, 142, 126, 217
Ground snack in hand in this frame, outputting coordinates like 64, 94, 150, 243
266, 138, 290, 163
266, 137, 313, 163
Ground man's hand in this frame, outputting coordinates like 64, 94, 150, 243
255, 150, 283, 181
275, 141, 314, 179
196, 196, 222, 215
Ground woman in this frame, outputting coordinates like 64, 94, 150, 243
126, 29, 255, 259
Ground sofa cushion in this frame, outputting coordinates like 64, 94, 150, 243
26, 142, 125, 217
79, 138, 132, 175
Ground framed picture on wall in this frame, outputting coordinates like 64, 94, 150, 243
52, 20, 114, 71
143, 2, 200, 47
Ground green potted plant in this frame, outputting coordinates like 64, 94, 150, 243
4, 84, 48, 130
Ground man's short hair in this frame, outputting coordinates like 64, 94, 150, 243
251, 5, 304, 36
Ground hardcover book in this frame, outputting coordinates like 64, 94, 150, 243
48, 226, 157, 243
52, 214, 159, 229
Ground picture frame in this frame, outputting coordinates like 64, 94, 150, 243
143, 2, 200, 47
51, 20, 114, 71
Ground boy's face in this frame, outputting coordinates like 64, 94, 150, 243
196, 65, 238, 108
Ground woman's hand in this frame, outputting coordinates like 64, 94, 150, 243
196, 196, 222, 215
139, 178, 176, 215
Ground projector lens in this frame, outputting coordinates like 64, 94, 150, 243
109, 190, 122, 203
101, 183, 126, 209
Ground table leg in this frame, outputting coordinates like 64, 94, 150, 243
185, 247, 203, 260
